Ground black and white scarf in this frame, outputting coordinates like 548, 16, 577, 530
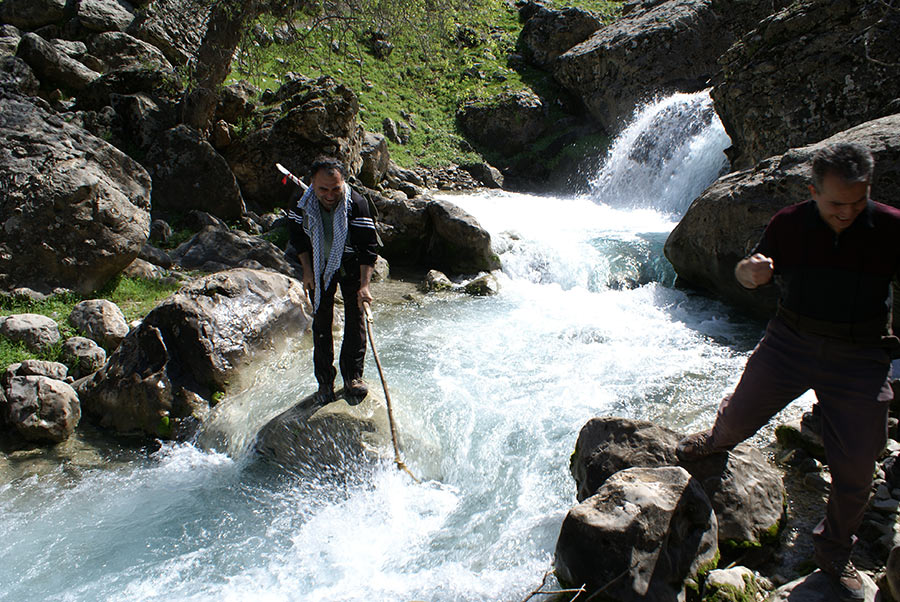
298, 184, 350, 312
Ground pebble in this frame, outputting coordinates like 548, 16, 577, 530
803, 472, 831, 494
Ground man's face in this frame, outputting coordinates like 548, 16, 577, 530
809, 172, 870, 234
312, 168, 344, 212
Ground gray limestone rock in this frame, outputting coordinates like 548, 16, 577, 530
69, 299, 130, 351
77, 269, 312, 439
86, 31, 172, 71
456, 90, 546, 154
3, 375, 80, 443
61, 336, 107, 379
0, 0, 68, 31
0, 313, 60, 352
16, 32, 101, 92
76, 0, 136, 33
555, 466, 719, 602
172, 227, 294, 276
0, 89, 151, 294
517, 2, 602, 70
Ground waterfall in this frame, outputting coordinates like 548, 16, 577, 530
589, 90, 731, 217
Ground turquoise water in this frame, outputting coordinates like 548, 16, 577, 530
0, 92, 795, 601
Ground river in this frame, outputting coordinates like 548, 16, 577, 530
0, 91, 813, 601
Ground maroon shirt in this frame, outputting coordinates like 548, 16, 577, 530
753, 199, 900, 328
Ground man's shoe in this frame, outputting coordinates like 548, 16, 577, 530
345, 378, 368, 398
314, 387, 336, 405
817, 557, 866, 602
676, 429, 725, 462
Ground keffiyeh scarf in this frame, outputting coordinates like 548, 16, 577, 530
298, 184, 350, 312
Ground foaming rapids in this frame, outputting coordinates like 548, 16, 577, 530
590, 90, 731, 217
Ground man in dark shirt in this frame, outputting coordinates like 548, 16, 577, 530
677, 142, 900, 601
287, 157, 379, 403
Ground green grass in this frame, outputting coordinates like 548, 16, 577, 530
0, 276, 181, 368
229, 1, 621, 169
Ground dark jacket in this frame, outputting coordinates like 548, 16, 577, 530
287, 187, 378, 268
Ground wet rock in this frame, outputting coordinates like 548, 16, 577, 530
555, 466, 719, 602
2, 375, 80, 443
0, 0, 68, 31
462, 273, 499, 296
461, 162, 504, 189
457, 90, 546, 154
0, 90, 149, 294
255, 391, 391, 476
224, 75, 364, 211
69, 299, 129, 351
517, 2, 602, 70
681, 444, 785, 552
144, 125, 245, 221
76, 0, 136, 33
423, 269, 453, 292
768, 570, 878, 602
86, 31, 172, 71
16, 32, 101, 92
359, 132, 390, 188
554, 0, 785, 133
77, 269, 312, 439
664, 113, 900, 320
427, 199, 500, 274
0, 314, 61, 352
570, 416, 682, 501
61, 336, 107, 379
172, 227, 294, 275
712, 0, 900, 169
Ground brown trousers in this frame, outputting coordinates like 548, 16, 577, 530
709, 317, 893, 563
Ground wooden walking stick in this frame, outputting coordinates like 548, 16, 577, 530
362, 301, 419, 483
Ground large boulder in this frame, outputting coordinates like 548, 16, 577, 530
2, 375, 80, 443
143, 125, 245, 221
555, 466, 719, 602
171, 227, 295, 275
681, 444, 786, 551
570, 416, 682, 502
255, 390, 392, 477
426, 199, 500, 274
0, 89, 151, 294
517, 2, 602, 71
554, 0, 787, 133
86, 31, 173, 71
75, 0, 136, 33
0, 0, 68, 31
215, 80, 258, 125
0, 55, 39, 95
0, 313, 61, 352
16, 32, 101, 92
456, 90, 547, 154
224, 75, 364, 211
359, 132, 390, 188
711, 0, 900, 170
75, 65, 183, 112
77, 269, 311, 438
664, 113, 900, 318
68, 299, 130, 351
126, 0, 211, 66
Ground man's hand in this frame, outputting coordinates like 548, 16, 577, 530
735, 253, 775, 289
358, 264, 374, 309
298, 252, 315, 302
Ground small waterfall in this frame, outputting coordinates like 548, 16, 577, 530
590, 90, 731, 217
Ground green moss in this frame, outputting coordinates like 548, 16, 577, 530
157, 415, 173, 438
702, 574, 759, 602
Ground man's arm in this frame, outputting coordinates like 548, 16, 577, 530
358, 264, 374, 309
297, 251, 315, 301
735, 253, 775, 289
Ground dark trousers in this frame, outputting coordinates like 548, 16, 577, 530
708, 317, 892, 563
312, 264, 366, 392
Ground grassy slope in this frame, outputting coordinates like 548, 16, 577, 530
230, 0, 621, 169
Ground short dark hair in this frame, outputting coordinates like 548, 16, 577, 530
309, 156, 345, 180
811, 142, 874, 190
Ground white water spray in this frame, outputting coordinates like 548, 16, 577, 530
590, 90, 731, 216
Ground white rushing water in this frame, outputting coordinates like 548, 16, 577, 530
0, 91, 807, 601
